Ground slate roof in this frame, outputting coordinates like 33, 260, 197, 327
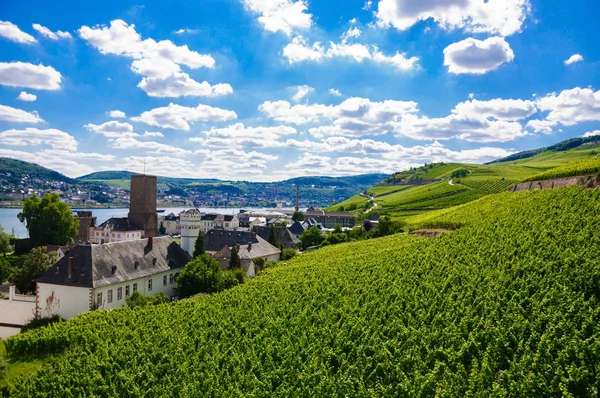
288, 221, 307, 236
238, 236, 281, 259
305, 211, 356, 218
204, 229, 259, 252
163, 212, 179, 221
36, 237, 191, 288
252, 225, 301, 248
97, 217, 142, 231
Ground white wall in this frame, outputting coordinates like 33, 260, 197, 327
0, 298, 36, 325
37, 283, 91, 320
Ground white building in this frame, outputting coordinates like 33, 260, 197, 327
180, 209, 240, 256
35, 237, 191, 319
90, 217, 144, 244
159, 213, 180, 235
213, 236, 281, 278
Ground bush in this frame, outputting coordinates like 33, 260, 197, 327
323, 233, 348, 245
126, 292, 170, 308
281, 248, 297, 261
222, 270, 241, 289
177, 255, 224, 297
21, 315, 63, 333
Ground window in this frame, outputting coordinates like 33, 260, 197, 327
117, 287, 123, 300
96, 292, 102, 307
169, 274, 173, 284
148, 279, 153, 291
125, 285, 130, 297
108, 289, 113, 303
163, 275, 167, 286
133, 283, 137, 292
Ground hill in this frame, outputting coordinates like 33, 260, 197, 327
0, 158, 75, 185
3, 186, 600, 395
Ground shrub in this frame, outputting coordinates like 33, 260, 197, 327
21, 315, 63, 333
177, 255, 224, 297
281, 248, 297, 261
126, 292, 170, 308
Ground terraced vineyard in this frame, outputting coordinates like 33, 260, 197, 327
3, 187, 600, 396
524, 156, 600, 182
459, 177, 516, 194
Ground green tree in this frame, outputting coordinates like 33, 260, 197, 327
229, 240, 241, 270
281, 248, 297, 261
267, 224, 279, 247
292, 211, 305, 222
0, 225, 10, 256
176, 254, 223, 297
126, 291, 170, 308
373, 216, 405, 238
193, 233, 205, 258
10, 246, 56, 294
158, 222, 166, 236
300, 227, 324, 250
333, 224, 343, 234
17, 193, 78, 247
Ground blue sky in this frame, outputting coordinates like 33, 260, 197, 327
0, 0, 599, 181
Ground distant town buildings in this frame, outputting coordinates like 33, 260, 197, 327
180, 209, 239, 256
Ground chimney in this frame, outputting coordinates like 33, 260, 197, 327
247, 242, 252, 251
68, 257, 73, 278
148, 236, 153, 250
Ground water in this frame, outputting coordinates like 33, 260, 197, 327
0, 206, 298, 238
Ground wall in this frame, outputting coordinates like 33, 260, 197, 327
510, 175, 600, 192
37, 283, 91, 320
0, 293, 36, 326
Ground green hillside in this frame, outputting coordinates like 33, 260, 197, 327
0, 158, 75, 184
3, 186, 600, 395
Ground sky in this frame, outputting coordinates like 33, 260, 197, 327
0, 0, 599, 181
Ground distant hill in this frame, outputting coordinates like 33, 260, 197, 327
489, 135, 600, 164
78, 171, 134, 180
0, 158, 75, 184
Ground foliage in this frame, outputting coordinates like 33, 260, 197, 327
267, 225, 279, 247
222, 269, 246, 289
291, 211, 305, 222
9, 247, 56, 294
523, 157, 600, 182
348, 227, 369, 241
176, 255, 223, 297
323, 233, 348, 246
280, 248, 297, 261
17, 194, 78, 247
229, 241, 241, 270
362, 219, 373, 232
126, 292, 170, 308
300, 226, 324, 250
450, 168, 469, 178
192, 233, 205, 258
0, 225, 10, 256
20, 315, 64, 333
373, 216, 404, 238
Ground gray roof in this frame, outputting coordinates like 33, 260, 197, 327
36, 237, 191, 288
204, 229, 258, 252
213, 236, 281, 269
252, 225, 300, 248
305, 211, 355, 219
287, 221, 307, 235
97, 217, 142, 231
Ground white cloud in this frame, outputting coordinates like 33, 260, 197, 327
17, 91, 37, 102
453, 98, 537, 121
444, 37, 514, 75
143, 131, 164, 137
329, 88, 342, 96
111, 137, 190, 155
117, 155, 201, 178
376, 0, 531, 37
132, 103, 237, 130
0, 21, 36, 44
199, 148, 278, 179
526, 119, 556, 134
583, 130, 600, 138
0, 128, 77, 150
0, 148, 113, 177
536, 87, 600, 126
191, 122, 296, 148
0, 62, 62, 90
84, 121, 140, 138
78, 20, 232, 98
565, 54, 584, 65
341, 27, 361, 42
109, 110, 126, 118
363, 1, 373, 11
283, 35, 419, 70
32, 24, 72, 40
291, 85, 314, 102
240, 0, 312, 35
0, 104, 44, 123
174, 28, 200, 35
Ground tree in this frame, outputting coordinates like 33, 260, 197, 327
10, 246, 56, 294
158, 222, 166, 236
267, 225, 279, 247
373, 216, 405, 238
126, 291, 170, 308
363, 219, 374, 232
18, 193, 78, 247
300, 227, 324, 250
229, 240, 241, 270
176, 255, 223, 297
281, 248, 297, 261
333, 224, 343, 234
193, 233, 205, 258
292, 211, 305, 222
0, 225, 10, 256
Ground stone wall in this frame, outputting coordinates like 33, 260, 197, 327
509, 175, 600, 192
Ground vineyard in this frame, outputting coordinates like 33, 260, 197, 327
523, 156, 600, 182
3, 186, 600, 396
459, 177, 516, 194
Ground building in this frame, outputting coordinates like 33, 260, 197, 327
128, 175, 158, 238
288, 221, 307, 239
304, 210, 356, 228
159, 213, 180, 235
180, 209, 240, 256
35, 237, 191, 319
252, 225, 300, 249
204, 229, 261, 254
90, 217, 144, 244
74, 211, 96, 243
212, 236, 281, 278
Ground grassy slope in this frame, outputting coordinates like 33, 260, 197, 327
4, 186, 600, 396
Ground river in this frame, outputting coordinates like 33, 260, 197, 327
0, 206, 296, 238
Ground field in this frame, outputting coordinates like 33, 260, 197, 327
365, 185, 412, 197
3, 187, 600, 396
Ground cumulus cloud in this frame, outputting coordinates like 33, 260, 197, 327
444, 37, 514, 74
78, 20, 232, 98
0, 105, 44, 123
132, 103, 237, 130
526, 119, 556, 134
84, 121, 140, 138
143, 131, 164, 137
17, 91, 37, 102
283, 35, 419, 70
32, 24, 72, 40
292, 85, 314, 102
199, 149, 279, 180
109, 110, 126, 118
0, 148, 114, 177
0, 62, 62, 90
536, 87, 600, 126
329, 88, 343, 96
376, 0, 531, 37
111, 137, 191, 155
240, 0, 312, 35
583, 130, 600, 138
341, 27, 361, 42
0, 21, 36, 44
191, 123, 297, 148
453, 98, 537, 121
564, 54, 584, 65
0, 128, 77, 150
174, 28, 200, 35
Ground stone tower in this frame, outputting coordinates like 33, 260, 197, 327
128, 174, 157, 238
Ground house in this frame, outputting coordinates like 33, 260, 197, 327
180, 209, 240, 256
252, 225, 300, 249
288, 221, 307, 239
212, 236, 281, 278
304, 210, 356, 228
204, 230, 261, 254
159, 213, 180, 235
35, 236, 191, 319
90, 217, 144, 244
303, 218, 324, 230
45, 245, 75, 260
